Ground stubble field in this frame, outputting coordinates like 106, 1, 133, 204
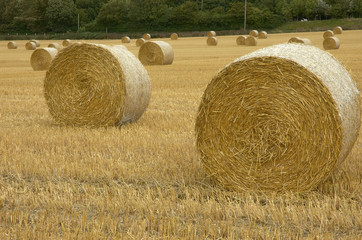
0, 31, 361, 239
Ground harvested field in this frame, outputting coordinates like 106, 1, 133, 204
0, 31, 361, 239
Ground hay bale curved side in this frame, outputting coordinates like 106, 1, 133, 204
136, 38, 146, 47
207, 31, 216, 37
259, 31, 268, 39
207, 37, 218, 46
245, 36, 257, 46
8, 41, 17, 49
170, 33, 178, 40
48, 43, 61, 50
295, 38, 312, 45
25, 42, 36, 50
31, 47, 58, 71
122, 36, 131, 43
138, 41, 174, 65
31, 40, 40, 47
63, 39, 72, 47
323, 30, 334, 39
142, 33, 151, 40
288, 37, 301, 43
333, 26, 343, 34
195, 43, 360, 193
323, 37, 340, 50
249, 30, 259, 37
44, 43, 151, 127
236, 36, 247, 45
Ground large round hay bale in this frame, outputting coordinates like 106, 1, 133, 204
63, 39, 72, 47
44, 43, 151, 127
323, 30, 334, 39
138, 41, 174, 65
195, 43, 360, 193
7, 41, 17, 49
333, 26, 343, 34
31, 40, 40, 47
48, 43, 61, 51
323, 37, 340, 50
288, 37, 312, 45
30, 47, 58, 71
142, 33, 151, 40
25, 41, 37, 50
136, 38, 146, 47
236, 36, 247, 45
122, 36, 131, 43
207, 31, 216, 37
170, 33, 178, 40
245, 36, 257, 46
258, 31, 268, 39
207, 37, 218, 46
249, 30, 259, 37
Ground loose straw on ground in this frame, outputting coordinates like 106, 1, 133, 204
63, 39, 72, 47
143, 33, 151, 40
259, 31, 268, 39
122, 36, 131, 43
245, 36, 257, 46
44, 43, 151, 127
323, 37, 340, 50
249, 30, 258, 37
207, 31, 216, 37
136, 38, 146, 47
25, 42, 36, 50
236, 36, 247, 45
207, 37, 218, 46
48, 43, 61, 50
31, 47, 58, 71
138, 41, 174, 65
171, 33, 178, 40
195, 43, 360, 193
333, 26, 343, 34
7, 41, 17, 49
323, 30, 334, 39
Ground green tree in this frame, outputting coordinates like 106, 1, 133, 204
350, 0, 362, 17
170, 1, 199, 28
95, 0, 129, 31
45, 0, 76, 32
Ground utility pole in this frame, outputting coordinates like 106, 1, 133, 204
77, 14, 80, 32
244, 0, 247, 33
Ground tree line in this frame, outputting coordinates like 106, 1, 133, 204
0, 0, 361, 34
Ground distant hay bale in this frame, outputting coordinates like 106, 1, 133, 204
48, 43, 61, 50
259, 31, 268, 39
62, 39, 72, 47
136, 38, 146, 47
44, 43, 151, 127
142, 33, 151, 40
236, 36, 247, 45
288, 37, 312, 45
207, 37, 218, 46
207, 31, 216, 37
245, 36, 257, 46
323, 37, 340, 50
323, 30, 334, 39
288, 37, 301, 43
30, 47, 58, 71
7, 41, 17, 49
122, 36, 131, 43
195, 43, 360, 193
170, 33, 178, 40
249, 30, 259, 37
31, 40, 40, 47
333, 26, 343, 34
25, 41, 37, 50
138, 41, 174, 65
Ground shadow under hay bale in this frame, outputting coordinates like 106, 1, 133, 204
8, 41, 17, 49
138, 41, 174, 65
195, 43, 360, 194
44, 43, 151, 127
323, 37, 340, 50
236, 36, 247, 45
31, 47, 58, 71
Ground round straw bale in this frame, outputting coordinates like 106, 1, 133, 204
323, 30, 334, 39
195, 43, 360, 193
323, 37, 340, 50
333, 26, 343, 34
249, 30, 259, 37
136, 38, 146, 47
207, 31, 216, 37
207, 37, 218, 46
170, 33, 178, 40
122, 36, 131, 43
288, 37, 301, 43
138, 41, 174, 65
7, 41, 17, 49
236, 36, 247, 45
48, 43, 61, 50
245, 36, 257, 46
142, 33, 151, 40
63, 39, 72, 47
288, 37, 311, 45
44, 43, 151, 127
258, 31, 268, 39
30, 47, 58, 71
31, 40, 40, 47
25, 41, 37, 50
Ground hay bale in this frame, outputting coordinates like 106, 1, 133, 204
245, 36, 257, 46
122, 36, 131, 43
7, 41, 17, 49
288, 37, 312, 45
195, 43, 360, 193
207, 37, 218, 46
323, 37, 340, 50
44, 43, 151, 127
249, 30, 259, 37
333, 26, 343, 34
48, 43, 61, 50
136, 38, 146, 47
25, 41, 37, 50
170, 33, 178, 40
323, 30, 334, 39
258, 31, 268, 39
142, 33, 151, 40
31, 40, 40, 47
236, 36, 247, 45
63, 39, 72, 47
207, 31, 216, 37
30, 47, 58, 71
138, 41, 174, 65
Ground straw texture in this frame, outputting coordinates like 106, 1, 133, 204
323, 37, 340, 50
333, 26, 343, 34
7, 41, 17, 49
30, 47, 58, 71
25, 42, 36, 50
122, 36, 131, 43
207, 31, 216, 37
207, 37, 218, 46
249, 30, 259, 37
323, 30, 334, 39
236, 36, 247, 45
136, 38, 146, 47
195, 43, 360, 193
259, 31, 268, 39
63, 39, 72, 47
171, 33, 178, 40
48, 43, 61, 50
245, 36, 257, 46
44, 43, 151, 127
143, 33, 151, 40
31, 40, 40, 47
138, 41, 174, 65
